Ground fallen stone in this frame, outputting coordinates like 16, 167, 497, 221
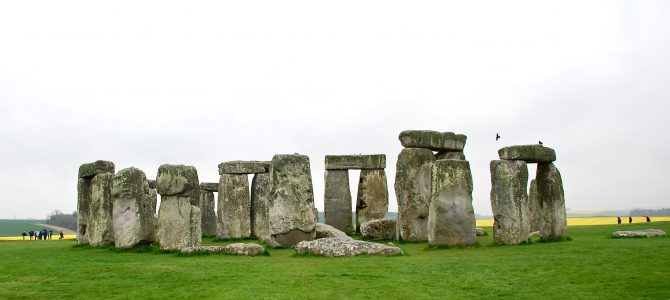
536, 163, 568, 241
180, 243, 266, 256
199, 190, 217, 236
612, 229, 667, 238
324, 154, 386, 170
428, 159, 476, 246
476, 228, 487, 236
395, 148, 435, 241
356, 169, 389, 232
490, 160, 531, 245
528, 179, 541, 232
217, 173, 251, 239
156, 164, 202, 250
147, 179, 156, 189
200, 182, 218, 192
218, 160, 271, 174
324, 169, 353, 233
498, 145, 556, 163
295, 237, 403, 257
78, 160, 115, 179
360, 219, 396, 240
315, 223, 353, 240
399, 130, 467, 151
268, 154, 317, 247
112, 167, 156, 249
251, 172, 272, 241
88, 173, 115, 247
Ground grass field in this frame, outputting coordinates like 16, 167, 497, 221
0, 219, 46, 237
0, 222, 668, 299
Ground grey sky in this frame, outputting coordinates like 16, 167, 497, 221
1, 1, 669, 219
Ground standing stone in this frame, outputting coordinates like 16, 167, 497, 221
156, 164, 201, 250
528, 179, 541, 232
268, 154, 317, 247
88, 173, 115, 247
251, 172, 272, 241
112, 167, 155, 249
536, 163, 567, 241
198, 189, 217, 236
428, 160, 476, 246
395, 148, 435, 241
77, 178, 91, 245
356, 169, 389, 232
490, 160, 530, 245
217, 174, 251, 239
324, 170, 353, 233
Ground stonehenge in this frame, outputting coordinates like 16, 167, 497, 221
395, 148, 435, 241
323, 154, 388, 233
199, 182, 218, 236
77, 160, 115, 246
111, 167, 156, 248
490, 144, 567, 244
216, 160, 271, 239
156, 164, 202, 250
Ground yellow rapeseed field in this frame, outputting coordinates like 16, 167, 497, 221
0, 234, 76, 241
475, 216, 670, 227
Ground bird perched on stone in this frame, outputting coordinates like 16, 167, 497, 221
496, 133, 500, 141
539, 141, 543, 145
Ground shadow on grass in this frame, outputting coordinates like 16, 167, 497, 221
538, 236, 573, 243
424, 242, 482, 251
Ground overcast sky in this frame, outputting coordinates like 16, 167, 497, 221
1, 1, 669, 219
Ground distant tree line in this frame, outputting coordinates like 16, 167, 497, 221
629, 208, 670, 216
46, 210, 77, 231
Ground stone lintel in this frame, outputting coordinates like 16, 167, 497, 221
218, 160, 271, 174
324, 154, 386, 170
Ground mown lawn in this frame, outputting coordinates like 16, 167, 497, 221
0, 222, 668, 299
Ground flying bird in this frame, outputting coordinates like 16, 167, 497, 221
496, 133, 500, 141
539, 141, 543, 145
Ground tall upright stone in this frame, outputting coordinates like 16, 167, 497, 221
251, 173, 272, 241
77, 160, 115, 245
156, 164, 201, 250
395, 148, 435, 241
198, 186, 218, 237
324, 170, 353, 233
356, 169, 389, 232
217, 174, 251, 239
536, 162, 567, 241
111, 167, 155, 249
490, 160, 530, 245
528, 179, 541, 232
268, 154, 317, 247
88, 173, 115, 247
428, 159, 476, 246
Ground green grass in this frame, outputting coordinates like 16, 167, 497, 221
1, 222, 669, 299
0, 219, 46, 237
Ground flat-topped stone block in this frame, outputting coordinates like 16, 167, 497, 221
325, 155, 386, 170
78, 160, 115, 178
200, 182, 218, 192
498, 145, 556, 163
218, 160, 271, 174
399, 130, 466, 151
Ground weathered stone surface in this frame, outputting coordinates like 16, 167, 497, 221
156, 164, 201, 250
612, 229, 667, 238
315, 223, 353, 240
528, 231, 540, 238
295, 237, 403, 257
324, 170, 353, 233
180, 243, 266, 256
395, 148, 435, 241
324, 154, 386, 170
528, 179, 541, 232
88, 173, 115, 247
156, 164, 199, 198
476, 228, 488, 236
77, 178, 91, 245
78, 160, 115, 178
435, 151, 466, 160
498, 145, 556, 163
536, 163, 567, 241
112, 167, 156, 249
356, 169, 389, 232
251, 173, 272, 241
399, 130, 467, 151
217, 174, 251, 239
490, 160, 531, 245
428, 160, 476, 246
361, 219, 396, 240
147, 179, 156, 189
268, 154, 317, 247
199, 190, 217, 236
218, 160, 271, 174
200, 182, 218, 192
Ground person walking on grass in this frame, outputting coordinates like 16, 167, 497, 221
59, 230, 64, 240
628, 216, 633, 224
48, 230, 53, 240
29, 230, 34, 240
646, 216, 651, 223
617, 217, 621, 224
22, 231, 27, 240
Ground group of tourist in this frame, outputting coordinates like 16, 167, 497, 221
20, 229, 65, 240
617, 216, 651, 224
